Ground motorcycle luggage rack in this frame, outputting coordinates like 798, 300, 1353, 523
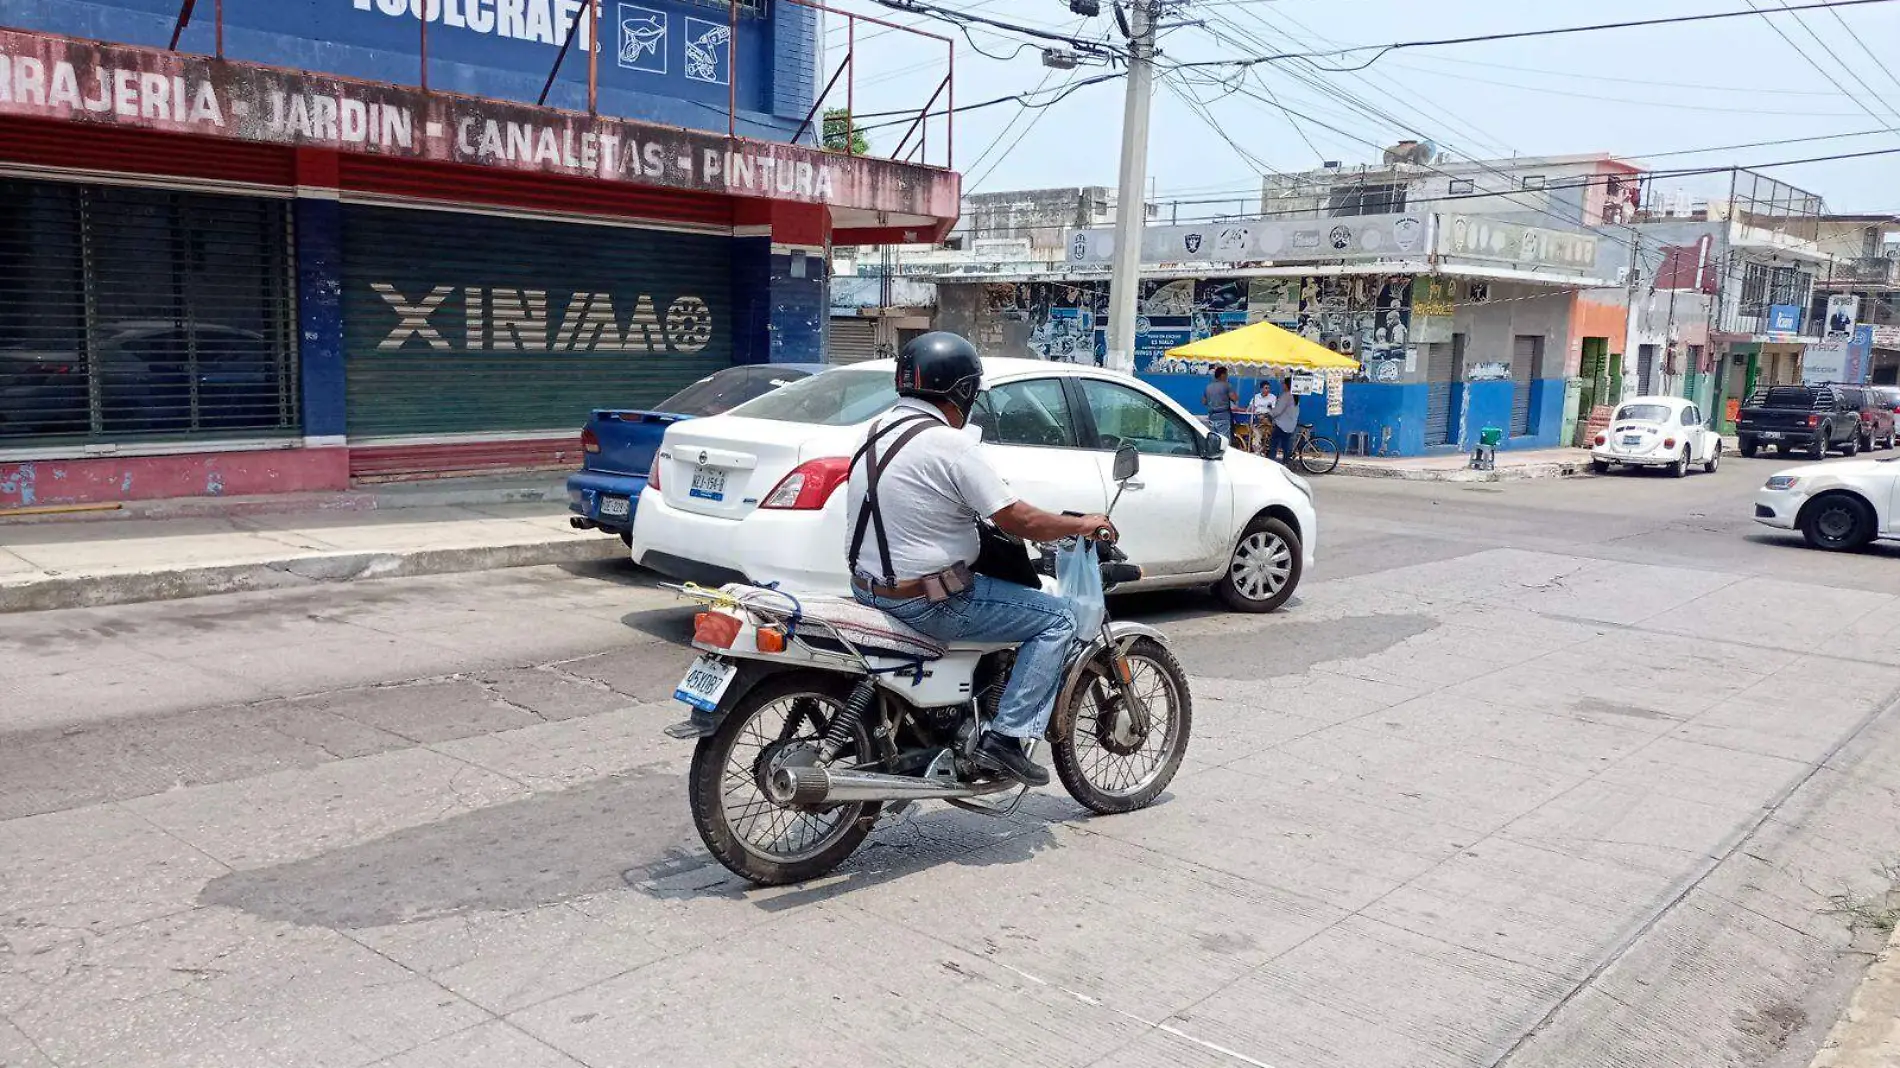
659, 582, 932, 681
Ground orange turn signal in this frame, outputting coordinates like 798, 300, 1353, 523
756, 625, 788, 654
693, 612, 741, 649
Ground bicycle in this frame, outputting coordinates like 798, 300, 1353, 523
1291, 423, 1340, 475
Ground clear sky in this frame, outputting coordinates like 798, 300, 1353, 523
822, 0, 1900, 217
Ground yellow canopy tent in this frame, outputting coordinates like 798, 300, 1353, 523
1164, 319, 1361, 372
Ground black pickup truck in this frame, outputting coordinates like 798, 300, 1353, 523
1736, 384, 1862, 460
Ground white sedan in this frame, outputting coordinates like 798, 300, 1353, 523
1590, 395, 1722, 476
1754, 457, 1900, 551
630, 357, 1319, 612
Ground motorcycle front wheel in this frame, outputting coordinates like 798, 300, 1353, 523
688, 671, 876, 886
1050, 637, 1193, 814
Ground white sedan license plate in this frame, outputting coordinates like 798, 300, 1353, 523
599, 495, 630, 518
689, 468, 728, 502
675, 655, 737, 712
1620, 434, 1642, 446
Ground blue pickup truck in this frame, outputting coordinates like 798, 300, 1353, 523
568, 363, 829, 543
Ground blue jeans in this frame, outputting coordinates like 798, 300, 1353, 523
1208, 410, 1233, 438
1269, 424, 1296, 464
856, 574, 1077, 739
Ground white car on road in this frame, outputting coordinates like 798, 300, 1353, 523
1589, 395, 1722, 476
1754, 456, 1900, 551
631, 358, 1318, 612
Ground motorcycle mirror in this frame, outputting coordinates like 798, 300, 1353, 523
1112, 443, 1140, 482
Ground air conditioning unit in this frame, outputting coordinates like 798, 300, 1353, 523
1382, 140, 1439, 166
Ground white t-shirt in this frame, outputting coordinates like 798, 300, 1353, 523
845, 398, 1019, 581
1250, 392, 1276, 417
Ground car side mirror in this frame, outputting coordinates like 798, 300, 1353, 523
1112, 443, 1140, 482
1203, 430, 1227, 460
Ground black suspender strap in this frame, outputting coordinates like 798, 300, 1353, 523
847, 414, 938, 583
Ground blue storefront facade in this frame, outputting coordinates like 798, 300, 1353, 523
0, 3, 959, 503
936, 272, 1581, 457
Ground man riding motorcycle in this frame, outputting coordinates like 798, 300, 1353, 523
846, 332, 1116, 787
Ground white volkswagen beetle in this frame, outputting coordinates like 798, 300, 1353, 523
1754, 457, 1900, 551
1590, 395, 1722, 476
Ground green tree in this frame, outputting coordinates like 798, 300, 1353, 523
822, 108, 868, 156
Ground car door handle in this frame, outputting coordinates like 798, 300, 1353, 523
1123, 479, 1145, 490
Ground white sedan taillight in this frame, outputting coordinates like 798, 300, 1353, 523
760, 457, 852, 510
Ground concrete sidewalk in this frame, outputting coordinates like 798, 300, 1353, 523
0, 485, 627, 612
1809, 920, 1900, 1067
1332, 446, 1592, 483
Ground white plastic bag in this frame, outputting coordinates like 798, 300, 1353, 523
1055, 539, 1106, 639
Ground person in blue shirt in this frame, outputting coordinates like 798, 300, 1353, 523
1202, 366, 1238, 441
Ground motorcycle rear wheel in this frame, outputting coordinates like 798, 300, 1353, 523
688, 671, 876, 886
1051, 637, 1193, 814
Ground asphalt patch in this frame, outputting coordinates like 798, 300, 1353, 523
1171, 613, 1437, 679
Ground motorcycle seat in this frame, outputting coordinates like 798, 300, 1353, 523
720, 584, 945, 661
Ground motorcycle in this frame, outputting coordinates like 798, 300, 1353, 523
663, 445, 1193, 886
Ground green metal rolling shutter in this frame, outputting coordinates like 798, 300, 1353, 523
340, 204, 732, 439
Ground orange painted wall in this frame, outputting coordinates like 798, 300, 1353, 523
1568, 293, 1629, 376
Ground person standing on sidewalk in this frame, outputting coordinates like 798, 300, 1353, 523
1268, 376, 1301, 465
1202, 366, 1238, 443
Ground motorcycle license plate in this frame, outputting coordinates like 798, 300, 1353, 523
599, 495, 630, 518
674, 655, 737, 713
689, 468, 727, 502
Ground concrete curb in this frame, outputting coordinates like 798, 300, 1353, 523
0, 477, 569, 526
0, 536, 628, 613
1332, 459, 1591, 484
1808, 920, 1900, 1068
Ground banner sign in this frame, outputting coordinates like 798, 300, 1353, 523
1435, 214, 1599, 273
1824, 294, 1860, 341
0, 29, 957, 219
1065, 213, 1432, 267
1767, 305, 1802, 334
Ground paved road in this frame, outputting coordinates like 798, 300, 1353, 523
5, 454, 1900, 1068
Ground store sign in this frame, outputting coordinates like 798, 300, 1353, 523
1767, 305, 1802, 334
0, 30, 957, 218
1436, 214, 1599, 273
371, 283, 713, 353
1873, 325, 1900, 348
1065, 213, 1433, 267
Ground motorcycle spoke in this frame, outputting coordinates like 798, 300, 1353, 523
715, 691, 863, 864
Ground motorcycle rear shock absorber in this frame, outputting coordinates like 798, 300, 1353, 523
819, 677, 878, 763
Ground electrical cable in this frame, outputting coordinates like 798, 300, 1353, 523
1745, 0, 1900, 130
1172, 0, 1900, 74
1824, 3, 1900, 96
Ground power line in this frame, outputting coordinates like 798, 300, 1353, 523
946, 146, 1900, 238
1220, 3, 1519, 161
849, 72, 1121, 129
1825, 3, 1900, 97
1351, 63, 1881, 118
1745, 0, 1900, 130
1173, 0, 1900, 74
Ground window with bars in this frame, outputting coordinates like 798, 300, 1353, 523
1738, 262, 1771, 317
1768, 266, 1812, 309
0, 180, 298, 446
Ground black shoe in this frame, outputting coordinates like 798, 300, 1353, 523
971, 732, 1050, 787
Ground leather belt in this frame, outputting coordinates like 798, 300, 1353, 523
852, 574, 931, 600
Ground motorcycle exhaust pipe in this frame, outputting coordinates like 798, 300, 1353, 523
767, 766, 1012, 805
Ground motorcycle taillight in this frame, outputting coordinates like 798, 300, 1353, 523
693, 612, 741, 649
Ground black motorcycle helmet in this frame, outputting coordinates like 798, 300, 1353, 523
895, 331, 983, 421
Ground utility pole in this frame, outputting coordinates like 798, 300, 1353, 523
1104, 0, 1159, 375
